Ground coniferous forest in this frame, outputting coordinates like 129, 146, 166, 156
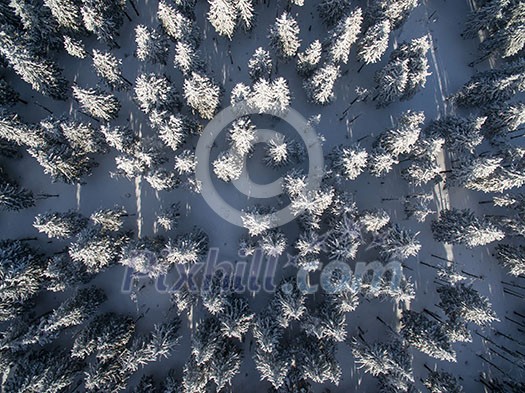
0, 0, 524, 392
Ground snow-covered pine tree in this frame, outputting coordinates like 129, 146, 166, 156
452, 59, 525, 107
447, 155, 503, 189
44, 0, 84, 32
357, 19, 391, 65
182, 357, 210, 393
208, 339, 242, 391
495, 243, 525, 276
0, 26, 68, 99
81, 0, 124, 47
135, 24, 169, 64
402, 156, 442, 187
174, 40, 204, 75
424, 369, 463, 393
258, 229, 287, 258
375, 110, 425, 157
69, 225, 129, 273
462, 0, 511, 39
317, 0, 352, 26
374, 58, 409, 107
33, 210, 87, 239
90, 206, 127, 232
71, 312, 135, 362
431, 208, 505, 248
324, 212, 362, 261
248, 77, 291, 114
359, 209, 390, 232
72, 85, 120, 121
100, 124, 136, 153
248, 47, 272, 81
9, 0, 62, 52
61, 120, 106, 154
264, 134, 304, 168
252, 309, 283, 353
114, 135, 167, 180
63, 35, 88, 58
213, 150, 243, 182
296, 336, 342, 385
269, 12, 301, 59
368, 146, 399, 177
0, 111, 44, 148
228, 116, 256, 156
235, 0, 254, 31
44, 253, 90, 292
85, 319, 180, 391
32, 149, 83, 181
437, 283, 499, 326
368, 0, 419, 30
273, 278, 306, 327
240, 205, 276, 236
208, 0, 238, 39
0, 178, 35, 211
6, 286, 106, 349
217, 295, 254, 340
164, 228, 208, 265
403, 193, 435, 222
470, 1, 525, 60
230, 82, 251, 108
351, 338, 414, 386
183, 72, 221, 119
373, 224, 421, 260
304, 63, 340, 105
326, 7, 363, 64
147, 167, 180, 191
301, 300, 347, 342
297, 40, 322, 77
134, 73, 179, 114
375, 36, 430, 106
400, 309, 456, 362
92, 49, 129, 90
483, 101, 525, 139
254, 347, 290, 389
0, 239, 44, 321
158, 0, 199, 45
155, 203, 180, 232
295, 229, 323, 259
426, 115, 484, 154
4, 349, 83, 393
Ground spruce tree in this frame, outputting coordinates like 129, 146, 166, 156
452, 60, 525, 107
183, 72, 221, 119
269, 12, 301, 59
297, 40, 322, 77
431, 208, 505, 248
207, 0, 238, 39
33, 210, 88, 239
135, 24, 169, 65
304, 63, 340, 105
92, 49, 129, 90
248, 47, 272, 81
72, 85, 120, 121
81, 0, 124, 47
357, 19, 391, 65
326, 7, 363, 64
0, 26, 68, 100
134, 73, 179, 114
